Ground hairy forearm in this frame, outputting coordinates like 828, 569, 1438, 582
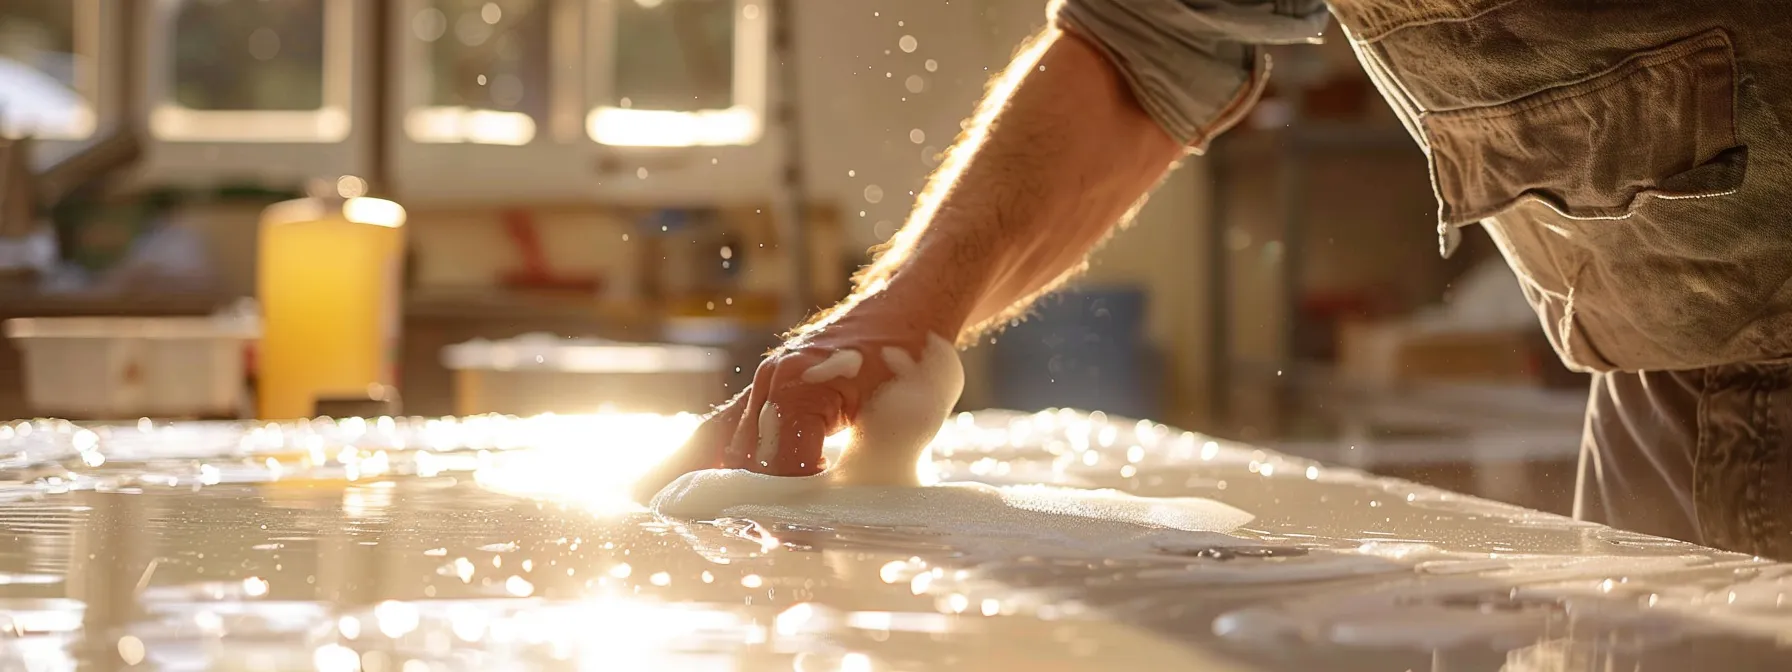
800, 27, 1184, 344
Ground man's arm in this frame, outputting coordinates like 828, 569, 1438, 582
635, 1, 1330, 497
795, 26, 1184, 345
633, 27, 1180, 496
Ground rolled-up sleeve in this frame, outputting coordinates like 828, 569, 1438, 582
1052, 0, 1330, 152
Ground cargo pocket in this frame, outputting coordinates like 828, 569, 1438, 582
1421, 29, 1747, 228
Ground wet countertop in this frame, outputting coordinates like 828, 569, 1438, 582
1, 410, 1789, 671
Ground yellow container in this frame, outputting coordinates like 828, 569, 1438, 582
256, 196, 407, 419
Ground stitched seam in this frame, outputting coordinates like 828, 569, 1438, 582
1747, 374, 1770, 552
1426, 31, 1738, 224
1446, 185, 1743, 227
1696, 367, 1709, 541
1427, 34, 1731, 123
1343, 0, 1522, 42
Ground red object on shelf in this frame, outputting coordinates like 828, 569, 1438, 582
498, 209, 602, 292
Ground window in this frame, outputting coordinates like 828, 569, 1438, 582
171, 0, 325, 111
587, 0, 765, 147
610, 0, 734, 110
403, 0, 552, 145
150, 0, 352, 142
0, 0, 96, 140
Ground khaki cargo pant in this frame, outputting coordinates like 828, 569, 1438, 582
1579, 365, 1792, 559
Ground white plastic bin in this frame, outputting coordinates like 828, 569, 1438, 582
442, 334, 728, 416
4, 316, 259, 419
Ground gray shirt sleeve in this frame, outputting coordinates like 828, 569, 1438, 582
1051, 0, 1330, 152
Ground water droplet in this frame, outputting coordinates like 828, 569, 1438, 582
117, 636, 146, 665
863, 185, 885, 203
905, 75, 925, 93
412, 8, 448, 42
899, 35, 918, 53
925, 59, 938, 72
909, 129, 926, 144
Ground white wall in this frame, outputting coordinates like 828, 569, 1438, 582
793, 0, 1013, 251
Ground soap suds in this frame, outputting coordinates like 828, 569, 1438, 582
650, 333, 1257, 558
828, 334, 963, 486
654, 333, 963, 515
801, 349, 864, 384
652, 475, 1254, 560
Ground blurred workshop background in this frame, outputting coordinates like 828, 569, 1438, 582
0, 0, 1587, 514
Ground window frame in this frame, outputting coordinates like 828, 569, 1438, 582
583, 0, 769, 148
145, 0, 355, 143
138, 0, 372, 187
397, 0, 585, 147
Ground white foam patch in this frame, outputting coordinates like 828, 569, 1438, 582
651, 332, 1253, 557
800, 349, 864, 384
650, 471, 1252, 558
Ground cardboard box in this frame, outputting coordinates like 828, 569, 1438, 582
1339, 320, 1546, 387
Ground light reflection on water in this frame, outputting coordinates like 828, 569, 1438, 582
0, 411, 1788, 670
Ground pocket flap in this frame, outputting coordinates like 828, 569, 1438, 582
1423, 30, 1746, 226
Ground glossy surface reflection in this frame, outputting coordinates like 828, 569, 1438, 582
1, 410, 1789, 670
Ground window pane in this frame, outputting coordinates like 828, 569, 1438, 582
416, 0, 551, 118
611, 0, 733, 111
172, 0, 326, 111
0, 0, 85, 137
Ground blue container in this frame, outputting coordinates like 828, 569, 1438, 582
988, 288, 1160, 418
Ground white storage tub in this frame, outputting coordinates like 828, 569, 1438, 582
442, 334, 728, 416
4, 316, 259, 420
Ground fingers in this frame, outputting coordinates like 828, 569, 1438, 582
760, 384, 845, 476
714, 349, 853, 476
662, 346, 865, 482
724, 360, 778, 467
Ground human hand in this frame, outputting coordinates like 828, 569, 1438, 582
631, 291, 963, 502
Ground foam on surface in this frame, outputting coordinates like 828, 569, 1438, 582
651, 333, 1251, 555
650, 471, 1253, 559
